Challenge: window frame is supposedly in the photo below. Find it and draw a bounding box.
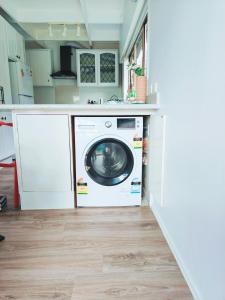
[128,17,148,93]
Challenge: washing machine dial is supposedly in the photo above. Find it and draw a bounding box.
[105,121,112,128]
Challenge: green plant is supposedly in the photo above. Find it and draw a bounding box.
[128,63,144,76]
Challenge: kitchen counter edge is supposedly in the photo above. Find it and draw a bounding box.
[0,104,160,115]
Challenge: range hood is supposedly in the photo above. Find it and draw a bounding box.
[51,46,76,79]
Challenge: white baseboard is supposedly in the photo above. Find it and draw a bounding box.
[150,205,202,300]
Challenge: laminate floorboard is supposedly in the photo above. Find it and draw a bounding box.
[0,207,193,300]
[0,172,193,300]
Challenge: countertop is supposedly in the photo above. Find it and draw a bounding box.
[0,104,160,115]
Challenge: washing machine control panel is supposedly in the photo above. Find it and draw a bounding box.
[105,121,112,128]
[117,118,136,129]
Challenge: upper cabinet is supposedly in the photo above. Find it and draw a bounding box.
[77,50,118,87]
[98,51,118,87]
[5,22,17,60]
[0,17,26,105]
[0,16,12,104]
[27,49,53,87]
[77,51,98,86]
[16,32,26,63]
[5,22,25,62]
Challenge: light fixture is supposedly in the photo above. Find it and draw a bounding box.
[76,24,81,37]
[48,24,53,37]
[62,24,67,37]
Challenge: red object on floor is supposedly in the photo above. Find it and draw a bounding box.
[0,121,13,127]
[0,121,19,209]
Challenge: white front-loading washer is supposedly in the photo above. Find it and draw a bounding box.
[75,116,143,207]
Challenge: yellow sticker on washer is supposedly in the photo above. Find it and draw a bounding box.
[77,183,88,194]
[133,138,143,149]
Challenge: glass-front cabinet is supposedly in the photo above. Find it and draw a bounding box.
[77,50,118,87]
[98,51,118,86]
[77,51,97,86]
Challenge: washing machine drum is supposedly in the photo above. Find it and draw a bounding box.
[85,138,134,186]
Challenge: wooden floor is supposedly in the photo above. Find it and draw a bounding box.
[0,170,193,300]
[0,168,14,209]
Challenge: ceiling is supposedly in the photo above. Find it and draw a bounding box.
[0,0,126,43]
[0,0,125,24]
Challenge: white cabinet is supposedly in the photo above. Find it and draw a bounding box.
[77,49,118,87]
[27,49,53,86]
[98,50,119,87]
[0,18,26,105]
[0,112,14,161]
[5,22,25,62]
[15,114,74,209]
[149,115,167,207]
[77,51,98,86]
[0,16,12,104]
[16,114,72,192]
[5,22,17,60]
[16,32,25,63]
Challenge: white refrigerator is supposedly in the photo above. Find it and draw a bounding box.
[9,61,34,104]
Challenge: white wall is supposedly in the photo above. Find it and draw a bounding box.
[79,86,122,104]
[33,87,55,104]
[89,24,120,42]
[34,83,122,105]
[149,0,225,299]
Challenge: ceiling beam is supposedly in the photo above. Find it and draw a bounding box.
[0,7,33,40]
[79,0,92,47]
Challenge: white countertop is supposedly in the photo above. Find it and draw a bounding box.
[0,104,160,115]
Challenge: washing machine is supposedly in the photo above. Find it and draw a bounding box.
[75,116,143,207]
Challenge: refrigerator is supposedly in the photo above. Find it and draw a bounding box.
[9,61,34,104]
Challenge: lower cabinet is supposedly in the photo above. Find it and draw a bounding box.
[15,114,74,209]
[13,113,166,210]
[0,113,14,161]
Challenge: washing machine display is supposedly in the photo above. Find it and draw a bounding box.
[85,138,134,186]
[75,116,143,207]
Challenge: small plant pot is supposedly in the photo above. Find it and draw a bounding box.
[135,76,147,103]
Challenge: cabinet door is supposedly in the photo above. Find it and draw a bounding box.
[0,113,14,161]
[149,115,167,207]
[0,17,12,104]
[98,50,118,87]
[16,32,25,63]
[27,50,53,86]
[77,51,98,86]
[5,22,17,60]
[17,114,72,192]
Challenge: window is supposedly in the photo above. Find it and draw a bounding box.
[127,18,148,96]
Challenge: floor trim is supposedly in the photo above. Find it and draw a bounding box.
[150,205,202,300]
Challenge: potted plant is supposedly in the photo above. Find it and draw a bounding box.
[128,63,147,104]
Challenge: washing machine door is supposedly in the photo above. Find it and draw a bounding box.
[85,138,134,186]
